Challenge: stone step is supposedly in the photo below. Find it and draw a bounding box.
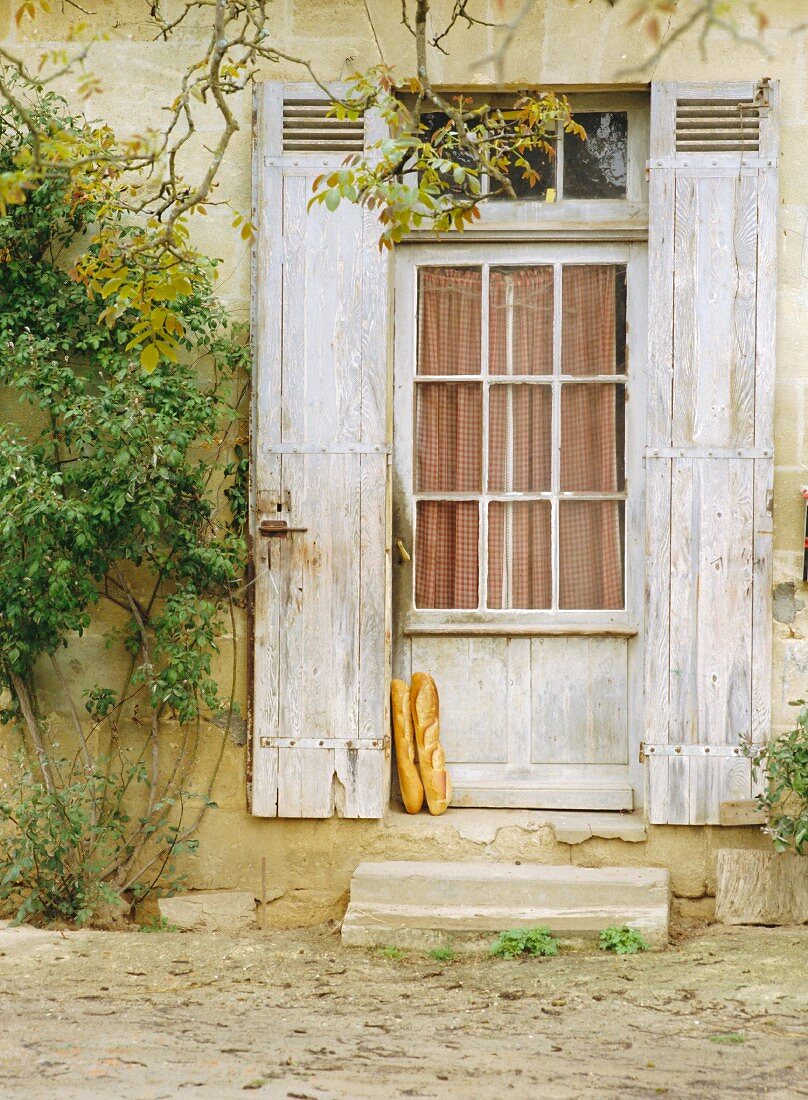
[341,861,670,951]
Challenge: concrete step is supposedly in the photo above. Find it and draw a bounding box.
[341,860,670,951]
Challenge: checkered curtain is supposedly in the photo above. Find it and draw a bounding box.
[558,265,623,609]
[415,268,482,608]
[415,264,623,611]
[487,267,554,608]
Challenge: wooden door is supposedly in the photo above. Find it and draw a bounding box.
[392,241,647,810]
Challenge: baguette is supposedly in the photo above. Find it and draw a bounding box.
[390,679,424,814]
[410,672,452,816]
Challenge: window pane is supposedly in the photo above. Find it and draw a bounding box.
[488,501,551,609]
[420,113,478,196]
[416,382,482,492]
[559,501,624,610]
[561,265,626,376]
[560,384,625,492]
[490,142,555,201]
[489,384,552,492]
[418,267,482,376]
[490,267,554,376]
[563,112,627,199]
[416,500,479,609]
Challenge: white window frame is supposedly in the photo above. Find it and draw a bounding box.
[394,238,647,637]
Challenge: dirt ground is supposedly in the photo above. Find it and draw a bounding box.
[0,921,806,1100]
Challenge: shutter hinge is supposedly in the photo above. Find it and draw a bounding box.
[259,736,386,750]
[755,77,772,111]
[641,742,746,759]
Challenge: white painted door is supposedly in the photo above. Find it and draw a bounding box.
[392,241,647,810]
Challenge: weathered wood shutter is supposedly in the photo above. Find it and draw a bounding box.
[644,80,778,824]
[250,83,390,818]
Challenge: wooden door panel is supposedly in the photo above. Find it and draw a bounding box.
[531,637,628,764]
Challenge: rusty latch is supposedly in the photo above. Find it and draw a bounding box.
[258,519,308,537]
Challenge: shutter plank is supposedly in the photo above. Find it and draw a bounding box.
[672,174,757,449]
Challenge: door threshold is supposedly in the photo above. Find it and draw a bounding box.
[383,805,647,845]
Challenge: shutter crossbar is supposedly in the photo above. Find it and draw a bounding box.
[641,743,745,757]
[259,736,385,750]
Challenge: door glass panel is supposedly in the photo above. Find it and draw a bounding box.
[560,383,625,492]
[563,112,628,199]
[561,265,626,376]
[416,500,479,609]
[558,500,624,609]
[489,266,554,375]
[418,267,482,375]
[488,384,552,492]
[488,501,551,609]
[415,382,482,492]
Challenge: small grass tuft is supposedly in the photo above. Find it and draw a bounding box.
[139,915,178,933]
[709,1032,746,1045]
[428,946,456,962]
[490,926,559,958]
[378,945,405,960]
[598,925,649,955]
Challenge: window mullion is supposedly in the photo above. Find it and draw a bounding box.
[480,262,490,611]
[551,262,562,611]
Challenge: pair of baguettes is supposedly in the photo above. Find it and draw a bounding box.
[391,674,452,816]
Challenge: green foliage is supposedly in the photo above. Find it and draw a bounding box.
[750,704,808,855]
[310,68,584,247]
[0,91,247,923]
[139,914,179,933]
[598,926,649,955]
[490,927,559,958]
[428,946,456,962]
[378,945,405,960]
[709,1033,746,1045]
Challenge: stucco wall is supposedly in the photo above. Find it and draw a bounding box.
[1,0,807,922]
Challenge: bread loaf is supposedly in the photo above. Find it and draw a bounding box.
[410,672,452,816]
[390,679,424,814]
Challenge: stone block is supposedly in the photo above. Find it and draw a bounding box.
[158,890,257,932]
[341,861,670,950]
[715,850,808,926]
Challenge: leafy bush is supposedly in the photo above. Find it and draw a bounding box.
[750,704,808,855]
[490,927,559,958]
[0,86,248,924]
[598,926,649,955]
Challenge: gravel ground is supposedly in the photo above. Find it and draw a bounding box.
[0,921,806,1099]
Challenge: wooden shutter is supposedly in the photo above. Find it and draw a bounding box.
[644,81,778,824]
[250,83,390,818]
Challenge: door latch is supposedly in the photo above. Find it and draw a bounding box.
[258,519,308,537]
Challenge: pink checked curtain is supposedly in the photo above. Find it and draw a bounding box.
[414,265,623,611]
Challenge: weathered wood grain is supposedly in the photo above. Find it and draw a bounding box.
[531,637,628,765]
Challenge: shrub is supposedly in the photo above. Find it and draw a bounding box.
[598,925,649,955]
[750,703,808,855]
[490,927,559,958]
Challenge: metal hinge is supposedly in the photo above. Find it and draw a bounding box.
[640,742,746,763]
[259,736,386,750]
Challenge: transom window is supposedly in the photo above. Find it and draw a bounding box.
[413,262,627,612]
[421,110,629,202]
